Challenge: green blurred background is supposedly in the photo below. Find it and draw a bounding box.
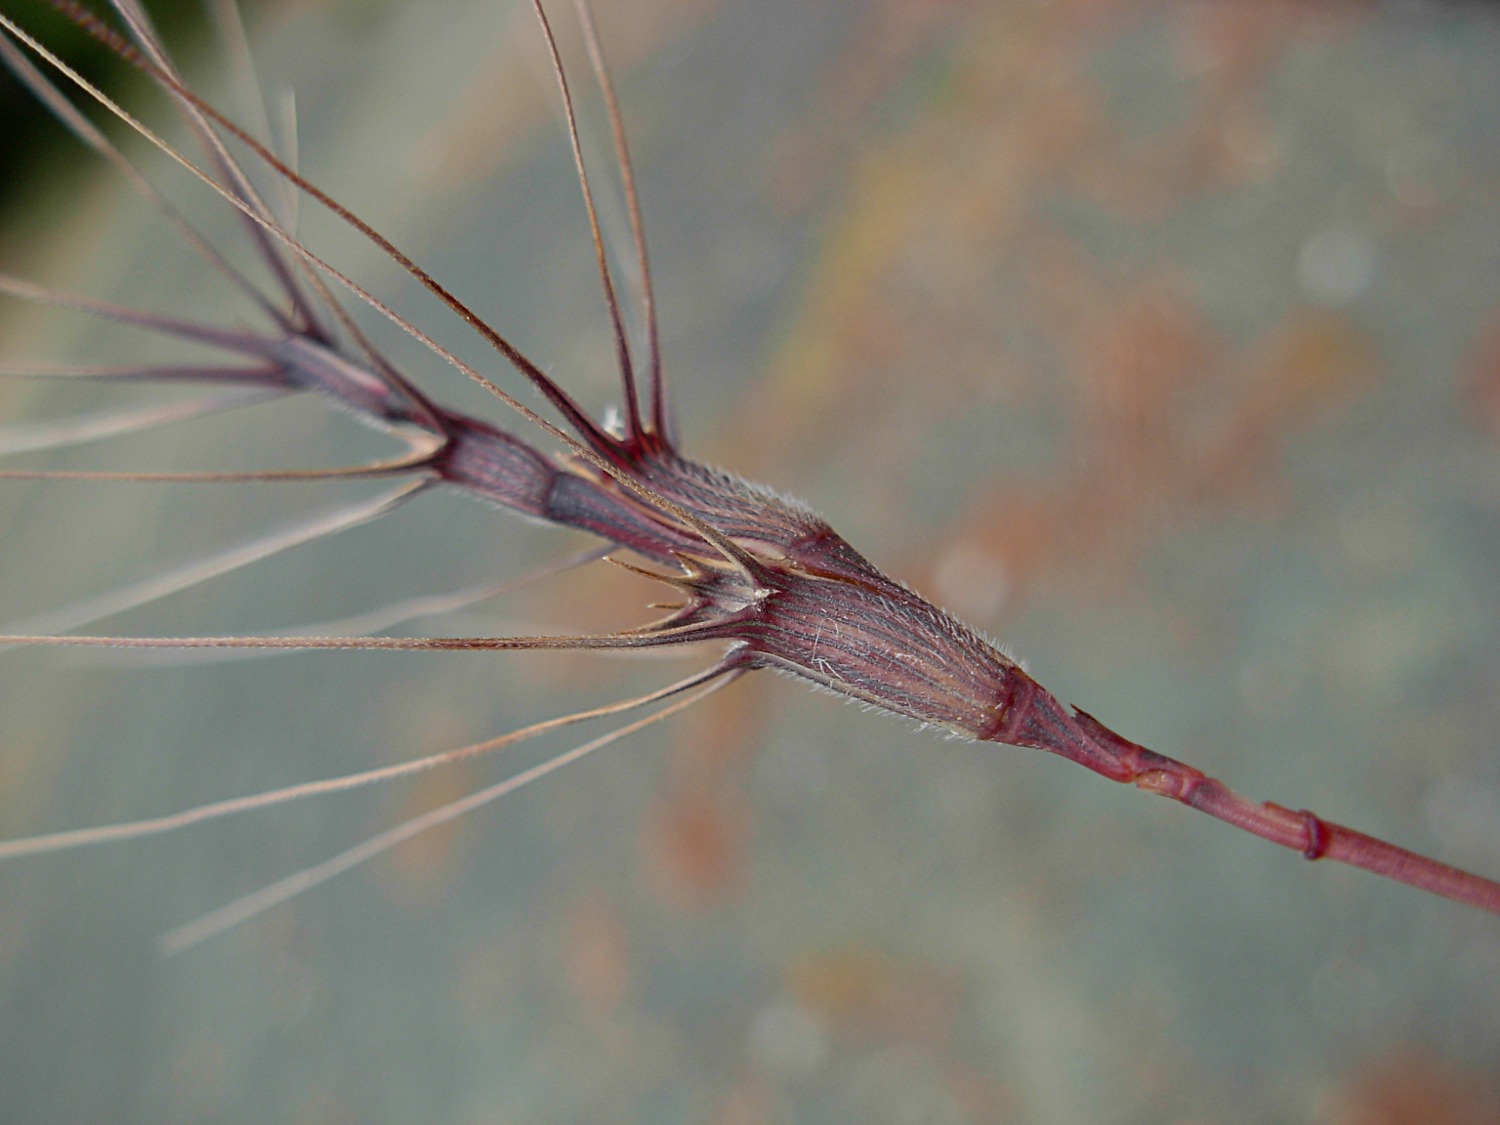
[1,1,1498,1122]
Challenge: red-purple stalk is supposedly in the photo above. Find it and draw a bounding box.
[1,0,1496,920]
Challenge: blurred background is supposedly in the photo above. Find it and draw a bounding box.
[1,1,1498,1122]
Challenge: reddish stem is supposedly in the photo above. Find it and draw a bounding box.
[996,673,1500,915]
